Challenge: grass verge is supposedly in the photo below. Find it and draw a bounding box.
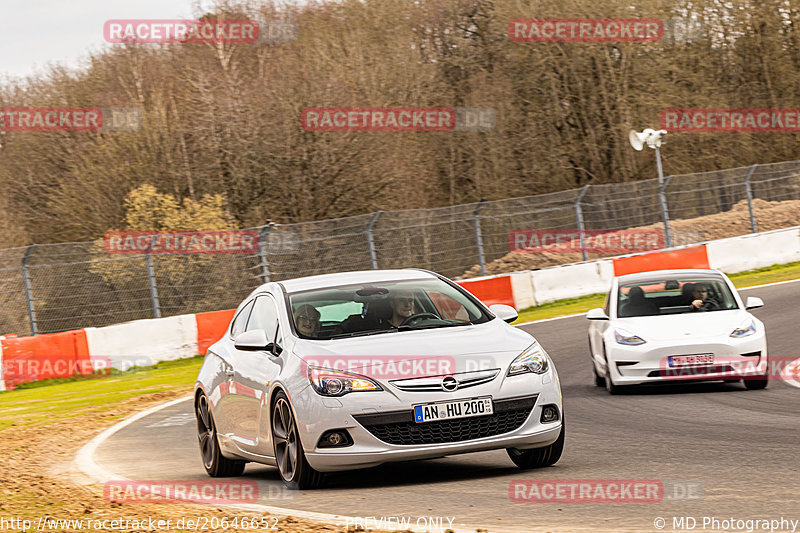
[512,260,800,324]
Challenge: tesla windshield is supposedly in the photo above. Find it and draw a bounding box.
[287,278,490,339]
[617,277,738,317]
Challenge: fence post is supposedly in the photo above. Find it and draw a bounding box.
[366,211,382,270]
[574,185,591,261]
[472,199,487,276]
[257,223,273,284]
[659,176,674,248]
[145,235,161,318]
[744,164,758,234]
[21,244,38,335]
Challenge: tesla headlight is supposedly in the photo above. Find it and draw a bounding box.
[614,328,646,346]
[730,319,756,338]
[508,342,550,376]
[306,366,382,396]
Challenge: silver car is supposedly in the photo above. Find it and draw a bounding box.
[195,269,564,489]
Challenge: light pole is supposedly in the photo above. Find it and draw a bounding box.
[629,128,668,184]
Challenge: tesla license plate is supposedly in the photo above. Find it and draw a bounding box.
[668,354,715,366]
[413,397,493,423]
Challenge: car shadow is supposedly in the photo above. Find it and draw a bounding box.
[245,454,534,490]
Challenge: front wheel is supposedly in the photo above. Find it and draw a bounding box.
[196,393,246,477]
[744,376,769,390]
[507,420,565,469]
[272,391,325,489]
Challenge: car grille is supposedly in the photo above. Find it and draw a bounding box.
[390,369,500,392]
[352,395,537,446]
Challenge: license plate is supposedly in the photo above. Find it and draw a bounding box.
[668,354,715,367]
[413,397,493,423]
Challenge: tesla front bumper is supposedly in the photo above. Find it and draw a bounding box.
[606,332,767,386]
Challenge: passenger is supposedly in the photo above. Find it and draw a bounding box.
[293,304,321,338]
[690,283,721,311]
[620,286,658,317]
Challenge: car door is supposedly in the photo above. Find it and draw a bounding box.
[229,293,283,454]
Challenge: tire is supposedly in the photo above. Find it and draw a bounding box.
[590,335,605,387]
[272,390,325,489]
[602,344,627,395]
[196,393,246,477]
[594,365,606,387]
[744,376,768,390]
[507,419,565,469]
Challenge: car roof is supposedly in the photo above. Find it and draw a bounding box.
[277,269,438,293]
[616,268,724,284]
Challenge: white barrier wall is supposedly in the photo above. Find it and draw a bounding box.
[85,314,198,370]
[0,336,5,392]
[529,260,615,304]
[509,272,536,309]
[705,227,800,273]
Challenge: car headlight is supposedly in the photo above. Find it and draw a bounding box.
[614,328,646,345]
[730,319,756,338]
[306,366,382,396]
[508,342,550,376]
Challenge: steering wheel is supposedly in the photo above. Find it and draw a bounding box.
[399,312,440,327]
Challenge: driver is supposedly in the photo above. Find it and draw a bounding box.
[690,283,721,311]
[388,289,416,327]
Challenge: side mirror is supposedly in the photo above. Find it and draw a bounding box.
[234,329,270,351]
[586,308,610,320]
[489,304,519,323]
[745,296,764,310]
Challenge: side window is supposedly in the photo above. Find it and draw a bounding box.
[247,295,280,342]
[427,291,470,321]
[603,289,611,316]
[231,300,255,337]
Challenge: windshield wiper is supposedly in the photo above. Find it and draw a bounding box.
[328,329,398,339]
[397,322,473,331]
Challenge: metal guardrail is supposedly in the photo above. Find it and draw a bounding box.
[2,159,800,336]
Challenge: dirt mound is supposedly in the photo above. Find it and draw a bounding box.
[461,198,800,278]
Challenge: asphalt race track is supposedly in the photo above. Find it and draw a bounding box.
[93,281,800,532]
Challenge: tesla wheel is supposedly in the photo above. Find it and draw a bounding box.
[602,344,626,395]
[196,393,246,477]
[507,419,565,469]
[272,391,325,489]
[590,336,605,387]
[744,376,769,390]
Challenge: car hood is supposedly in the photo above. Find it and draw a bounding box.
[291,319,535,375]
[615,310,752,341]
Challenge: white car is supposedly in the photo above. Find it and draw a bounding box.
[195,269,564,489]
[586,269,767,394]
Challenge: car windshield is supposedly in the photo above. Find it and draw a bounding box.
[617,277,738,317]
[287,278,490,339]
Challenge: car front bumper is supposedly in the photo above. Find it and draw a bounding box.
[606,332,767,386]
